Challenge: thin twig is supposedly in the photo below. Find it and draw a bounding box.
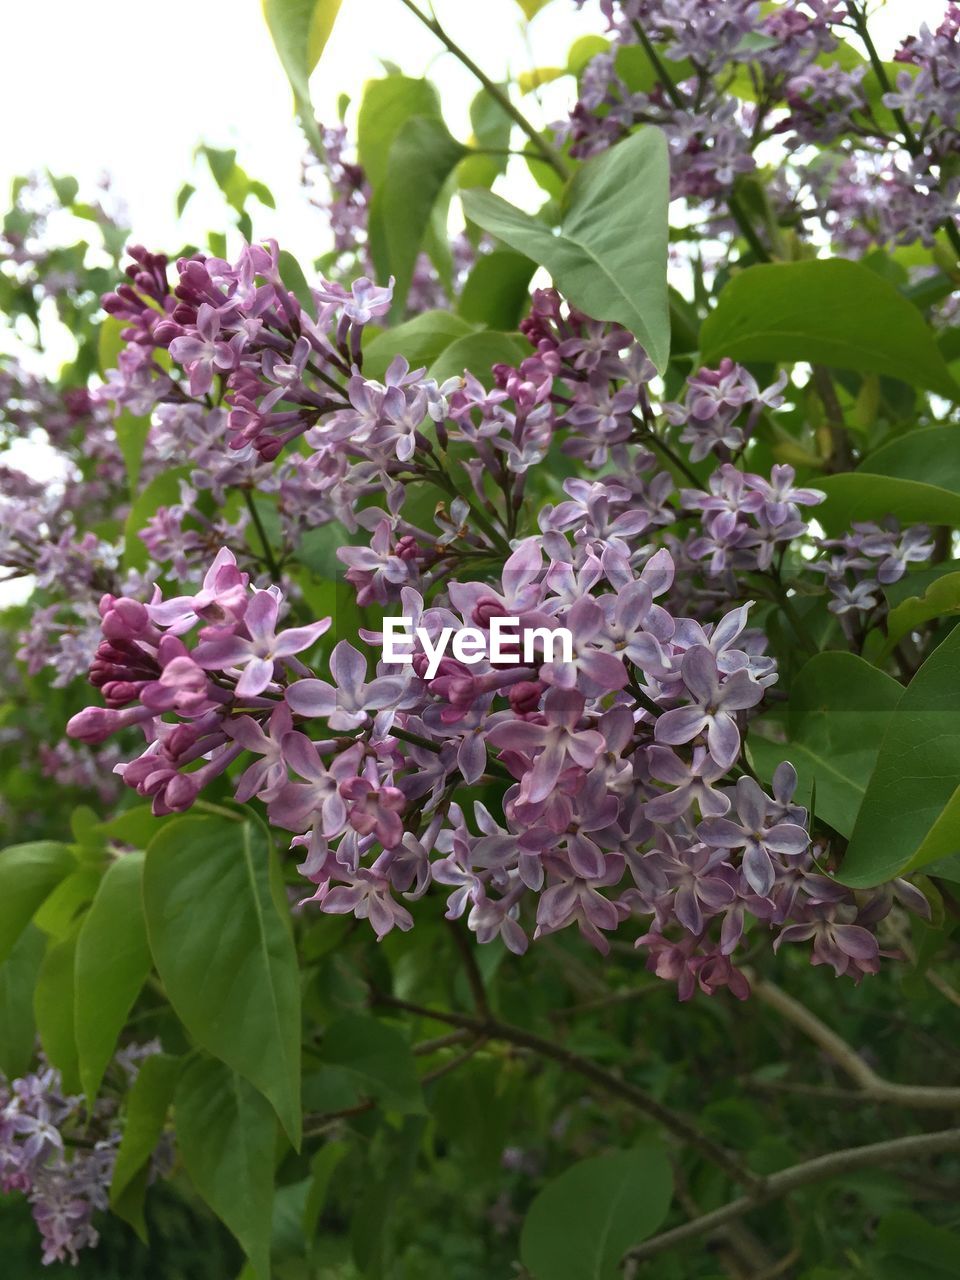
[751,975,960,1108]
[622,1127,960,1273]
[396,0,569,181]
[447,917,492,1019]
[371,992,761,1190]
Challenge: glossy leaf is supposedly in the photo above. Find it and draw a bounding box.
[75,850,151,1100]
[520,1145,673,1280]
[0,840,75,965]
[750,653,903,838]
[463,127,670,370]
[175,1055,276,1280]
[110,1052,181,1239]
[840,626,960,886]
[701,260,960,398]
[143,817,302,1145]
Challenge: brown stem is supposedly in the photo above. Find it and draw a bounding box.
[811,365,854,472]
[371,992,761,1190]
[396,0,569,181]
[622,1127,960,1272]
[751,975,960,1108]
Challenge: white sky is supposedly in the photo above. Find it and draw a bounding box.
[1,0,941,265]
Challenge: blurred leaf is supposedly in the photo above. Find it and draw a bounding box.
[701,260,960,398]
[568,35,609,76]
[143,817,302,1146]
[97,315,126,377]
[840,625,960,886]
[520,1145,673,1280]
[110,1052,182,1240]
[34,932,81,1092]
[75,850,151,1100]
[115,409,150,495]
[262,0,344,151]
[516,0,552,17]
[318,1014,424,1114]
[278,248,314,312]
[0,841,76,965]
[0,925,45,1079]
[123,466,192,571]
[873,1210,960,1279]
[175,1055,276,1280]
[463,127,670,369]
[518,66,566,94]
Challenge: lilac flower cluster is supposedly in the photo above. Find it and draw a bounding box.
[1,1045,167,1266]
[563,1,960,254]
[816,520,935,639]
[564,0,843,197]
[65,243,937,996]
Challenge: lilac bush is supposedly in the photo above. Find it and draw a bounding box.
[2,1,960,1276]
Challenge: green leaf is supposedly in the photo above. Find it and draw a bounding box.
[302,1140,349,1245]
[459,250,536,330]
[369,116,467,317]
[817,426,960,532]
[357,76,440,191]
[319,1014,424,1114]
[143,817,302,1145]
[875,1210,960,1280]
[700,260,960,399]
[568,35,610,76]
[175,1055,276,1280]
[110,1052,181,1239]
[458,87,514,189]
[428,330,526,388]
[278,248,314,313]
[261,0,343,151]
[98,315,126,377]
[516,0,552,17]
[882,571,960,657]
[34,933,81,1092]
[115,409,150,495]
[463,127,670,370]
[840,626,960,886]
[749,653,903,838]
[518,66,566,95]
[0,841,75,965]
[0,925,45,1079]
[520,1145,673,1280]
[75,851,151,1101]
[123,466,192,571]
[363,310,475,382]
